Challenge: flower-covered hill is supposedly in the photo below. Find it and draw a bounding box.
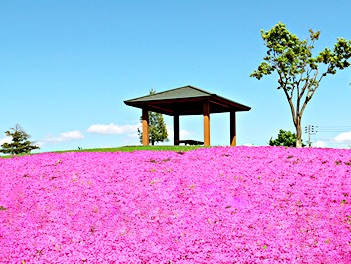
[0,146,351,263]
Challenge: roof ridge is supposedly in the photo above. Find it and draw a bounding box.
[124,85,212,102]
[185,85,215,96]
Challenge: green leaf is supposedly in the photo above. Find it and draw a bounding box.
[137,90,169,145]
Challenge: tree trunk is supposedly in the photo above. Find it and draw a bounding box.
[295,122,302,148]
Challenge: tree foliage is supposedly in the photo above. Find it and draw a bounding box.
[137,89,169,145]
[251,22,351,147]
[269,129,306,147]
[0,124,40,154]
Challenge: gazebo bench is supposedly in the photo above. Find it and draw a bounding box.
[174,140,204,146]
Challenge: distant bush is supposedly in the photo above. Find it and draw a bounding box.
[269,129,306,147]
[0,124,40,154]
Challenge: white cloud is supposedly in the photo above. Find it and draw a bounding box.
[168,129,196,139]
[331,131,351,143]
[0,136,12,145]
[180,130,196,138]
[36,141,46,147]
[87,123,142,135]
[243,143,254,147]
[165,124,196,139]
[313,140,328,148]
[42,130,85,143]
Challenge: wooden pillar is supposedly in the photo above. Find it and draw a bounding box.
[142,106,149,146]
[174,112,179,145]
[230,110,236,146]
[203,100,210,146]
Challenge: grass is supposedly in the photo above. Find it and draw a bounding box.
[3,144,350,159]
[0,145,213,158]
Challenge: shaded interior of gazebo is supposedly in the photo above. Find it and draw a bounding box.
[124,85,251,146]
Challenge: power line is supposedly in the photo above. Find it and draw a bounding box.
[317,126,351,130]
[315,130,351,132]
[317,126,351,128]
[316,128,351,130]
[305,125,351,133]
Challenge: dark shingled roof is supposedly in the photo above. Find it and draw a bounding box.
[124,85,251,116]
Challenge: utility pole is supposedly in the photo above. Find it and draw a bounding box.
[305,125,318,147]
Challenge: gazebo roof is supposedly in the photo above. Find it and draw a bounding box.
[124,85,251,116]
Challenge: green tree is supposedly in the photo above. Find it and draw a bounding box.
[269,129,306,147]
[0,124,40,154]
[251,22,351,148]
[137,89,169,145]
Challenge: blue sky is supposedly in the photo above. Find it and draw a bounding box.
[1,0,351,153]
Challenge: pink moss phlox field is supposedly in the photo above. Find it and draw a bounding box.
[1,146,351,263]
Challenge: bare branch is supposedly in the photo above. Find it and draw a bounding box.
[297,55,310,88]
[299,67,319,102]
[314,64,331,85]
[299,70,321,117]
[273,60,286,90]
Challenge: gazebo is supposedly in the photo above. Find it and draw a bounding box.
[124,85,251,146]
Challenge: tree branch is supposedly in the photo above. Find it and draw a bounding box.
[299,70,321,117]
[272,56,297,124]
[283,88,297,125]
[297,53,310,89]
[296,77,301,115]
[299,66,319,102]
[273,60,286,90]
